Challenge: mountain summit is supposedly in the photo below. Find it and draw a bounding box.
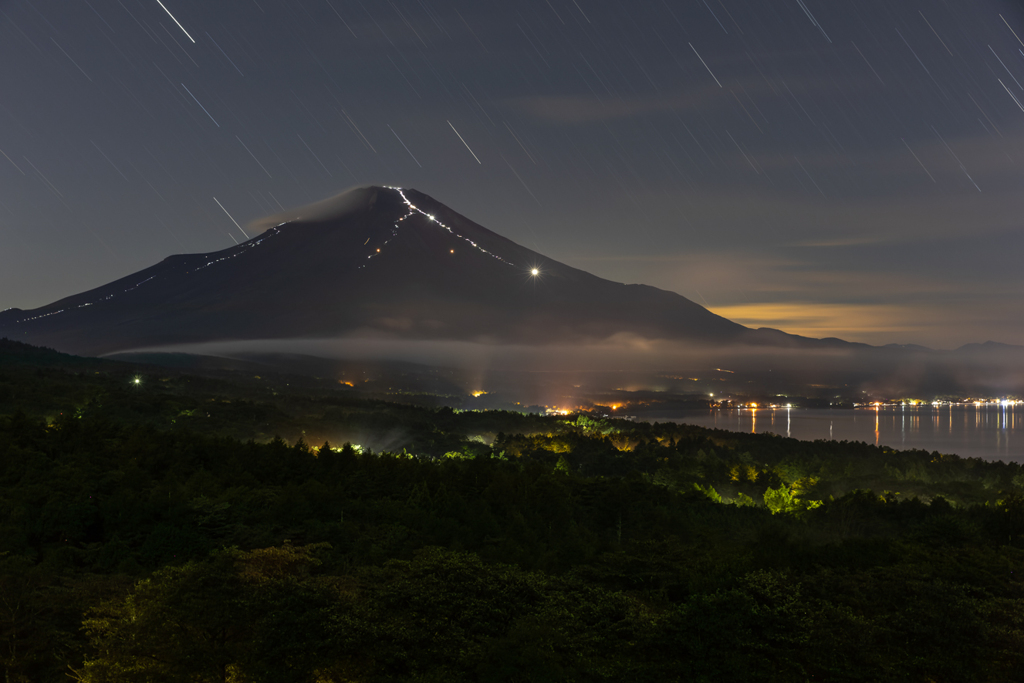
[0,186,746,356]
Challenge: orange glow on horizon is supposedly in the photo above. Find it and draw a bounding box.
[708,302,927,343]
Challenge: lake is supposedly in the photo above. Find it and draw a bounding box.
[650,404,1024,464]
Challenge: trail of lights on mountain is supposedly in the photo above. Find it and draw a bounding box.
[360,187,515,268]
[15,227,283,324]
[185,226,280,273]
[14,275,156,324]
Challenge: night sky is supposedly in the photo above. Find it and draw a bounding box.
[2,0,1024,349]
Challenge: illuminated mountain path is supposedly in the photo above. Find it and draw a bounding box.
[360,187,517,269]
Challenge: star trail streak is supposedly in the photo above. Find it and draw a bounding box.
[155,0,194,43]
[447,121,481,164]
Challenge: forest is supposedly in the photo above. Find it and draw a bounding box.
[2,338,1024,682]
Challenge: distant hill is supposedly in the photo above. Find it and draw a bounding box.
[0,336,111,369]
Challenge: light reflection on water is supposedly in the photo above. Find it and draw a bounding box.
[657,405,1024,464]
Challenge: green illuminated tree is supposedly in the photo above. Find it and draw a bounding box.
[553,455,572,476]
[763,483,822,516]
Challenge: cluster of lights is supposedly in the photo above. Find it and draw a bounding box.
[859,399,1023,408]
[545,408,574,416]
[711,398,793,409]
[15,226,283,326]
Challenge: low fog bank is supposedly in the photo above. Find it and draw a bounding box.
[118,334,1024,400]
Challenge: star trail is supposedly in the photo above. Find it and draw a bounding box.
[1,0,1023,348]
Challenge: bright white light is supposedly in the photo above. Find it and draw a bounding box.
[530,268,539,276]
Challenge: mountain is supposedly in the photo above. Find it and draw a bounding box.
[0,186,751,356]
[6,186,1024,396]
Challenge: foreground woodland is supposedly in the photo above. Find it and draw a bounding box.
[2,339,1024,682]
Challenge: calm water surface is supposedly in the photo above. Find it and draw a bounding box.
[654,405,1024,464]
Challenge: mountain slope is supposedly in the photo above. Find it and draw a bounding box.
[0,186,747,356]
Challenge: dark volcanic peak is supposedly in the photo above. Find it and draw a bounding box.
[0,185,746,356]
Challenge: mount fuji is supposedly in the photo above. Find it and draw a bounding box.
[0,186,763,356]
